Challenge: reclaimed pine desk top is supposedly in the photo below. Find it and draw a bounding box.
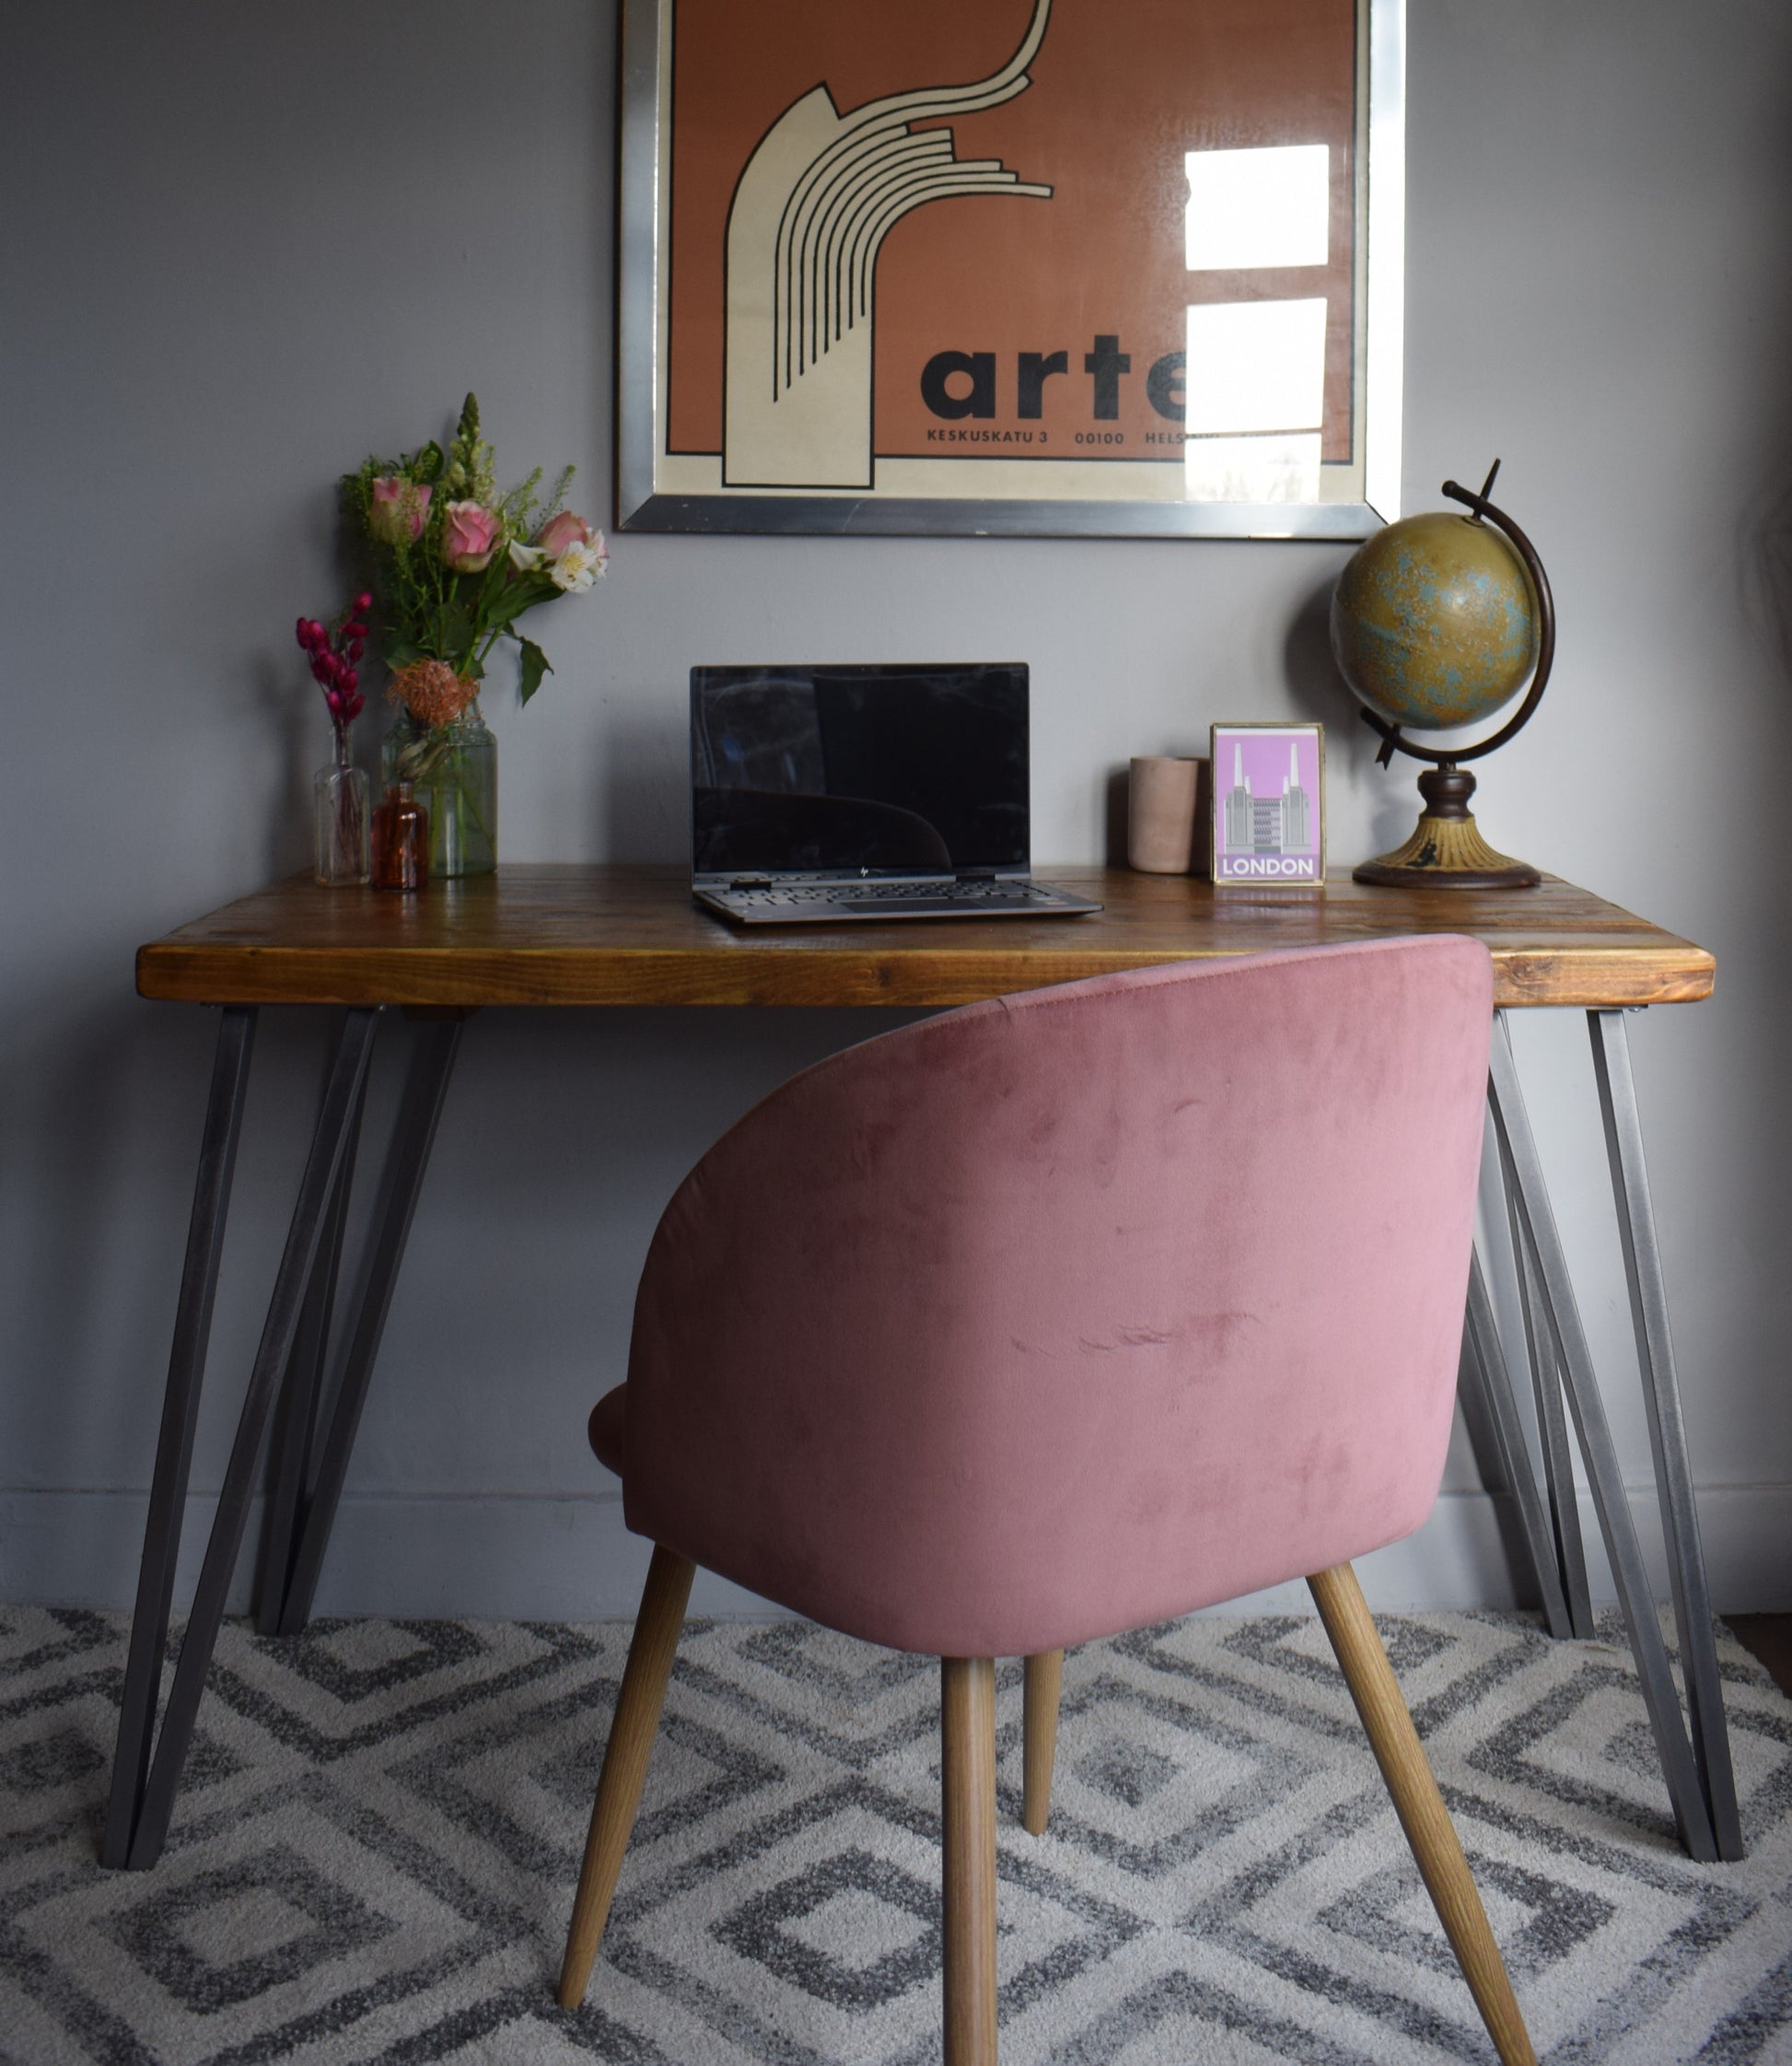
[135,867,1716,1011]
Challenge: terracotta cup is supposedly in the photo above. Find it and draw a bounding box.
[1128,756,1207,873]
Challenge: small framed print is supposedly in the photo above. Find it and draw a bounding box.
[1210,722,1325,884]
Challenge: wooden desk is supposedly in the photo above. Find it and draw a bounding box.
[108,868,1739,1872]
[138,865,1715,1009]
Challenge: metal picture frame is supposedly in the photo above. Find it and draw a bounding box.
[616,0,1404,541]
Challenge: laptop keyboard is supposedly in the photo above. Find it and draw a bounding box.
[700,879,1098,923]
[832,880,1030,904]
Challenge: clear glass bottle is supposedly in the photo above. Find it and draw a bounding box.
[382,702,496,878]
[371,779,429,893]
[313,728,369,886]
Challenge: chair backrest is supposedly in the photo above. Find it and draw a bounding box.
[621,938,1493,1658]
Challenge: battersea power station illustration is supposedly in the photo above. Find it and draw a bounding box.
[1215,727,1323,881]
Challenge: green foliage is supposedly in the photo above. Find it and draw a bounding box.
[518,637,553,706]
[541,465,575,527]
[440,391,497,506]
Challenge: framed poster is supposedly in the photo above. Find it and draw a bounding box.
[617,0,1404,540]
[1210,723,1326,883]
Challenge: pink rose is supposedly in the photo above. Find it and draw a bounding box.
[442,500,500,573]
[368,476,429,545]
[536,510,594,556]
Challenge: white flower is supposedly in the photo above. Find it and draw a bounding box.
[507,539,545,572]
[550,537,606,592]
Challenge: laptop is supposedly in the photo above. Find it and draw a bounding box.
[691,663,1102,926]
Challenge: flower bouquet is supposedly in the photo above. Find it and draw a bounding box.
[343,394,605,876]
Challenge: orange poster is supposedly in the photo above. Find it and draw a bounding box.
[621,0,1400,535]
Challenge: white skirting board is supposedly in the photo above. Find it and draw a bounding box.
[2,1482,1787,1621]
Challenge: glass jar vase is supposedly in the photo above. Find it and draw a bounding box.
[382,703,496,878]
[313,730,369,886]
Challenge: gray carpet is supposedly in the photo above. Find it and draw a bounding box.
[2,1605,1789,2064]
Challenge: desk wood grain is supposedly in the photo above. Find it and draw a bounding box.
[136,867,1715,1010]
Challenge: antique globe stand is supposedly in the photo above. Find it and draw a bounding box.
[1354,465,1556,890]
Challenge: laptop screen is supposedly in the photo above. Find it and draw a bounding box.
[692,663,1030,877]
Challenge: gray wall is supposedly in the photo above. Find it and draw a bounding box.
[3,2,1788,1621]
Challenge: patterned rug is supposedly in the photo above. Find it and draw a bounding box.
[2,1606,1789,2065]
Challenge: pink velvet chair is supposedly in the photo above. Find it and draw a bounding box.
[557,939,1535,2066]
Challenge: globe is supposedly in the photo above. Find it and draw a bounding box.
[1330,510,1540,734]
[1328,473,1555,890]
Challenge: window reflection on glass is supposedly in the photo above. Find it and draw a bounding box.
[1182,431,1321,505]
[1183,297,1326,504]
[1179,145,1332,506]
[1184,145,1331,273]
[1183,298,1328,434]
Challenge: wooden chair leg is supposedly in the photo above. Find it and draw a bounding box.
[1021,1650,1063,1835]
[557,1545,695,2010]
[941,1657,998,2066]
[1309,1564,1537,2066]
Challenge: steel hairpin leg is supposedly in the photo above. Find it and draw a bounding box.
[273,1013,465,1637]
[1588,1008,1742,1859]
[255,1063,367,1636]
[104,1007,380,1871]
[1459,1247,1574,1640]
[102,1008,258,1870]
[1485,1010,1730,1863]
[105,1010,467,1868]
[1495,1123,1597,1640]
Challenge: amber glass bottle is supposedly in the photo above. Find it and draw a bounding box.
[371,780,429,893]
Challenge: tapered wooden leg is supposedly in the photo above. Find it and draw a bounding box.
[1021,1651,1063,1836]
[941,1657,998,2066]
[1309,1564,1536,2066]
[557,1546,695,2010]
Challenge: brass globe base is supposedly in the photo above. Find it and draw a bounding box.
[1353,768,1541,891]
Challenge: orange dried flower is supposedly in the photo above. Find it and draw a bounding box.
[389,659,477,728]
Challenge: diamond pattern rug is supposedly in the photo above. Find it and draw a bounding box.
[2,1605,1788,2063]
